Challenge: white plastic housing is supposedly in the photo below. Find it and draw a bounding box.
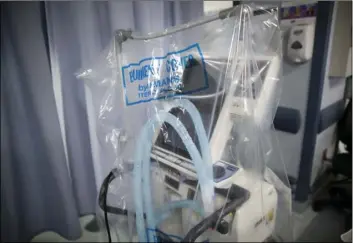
[287,24,315,63]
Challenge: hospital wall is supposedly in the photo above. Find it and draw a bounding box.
[270,1,350,195]
[269,9,316,182]
[310,2,351,185]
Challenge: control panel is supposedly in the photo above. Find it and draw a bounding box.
[213,160,238,183]
[151,146,239,186]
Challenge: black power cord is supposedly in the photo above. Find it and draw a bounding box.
[103,183,111,242]
[99,168,174,243]
[99,168,120,243]
[233,1,240,7]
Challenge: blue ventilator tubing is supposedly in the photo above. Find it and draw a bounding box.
[133,99,214,242]
[144,100,215,232]
[170,99,214,182]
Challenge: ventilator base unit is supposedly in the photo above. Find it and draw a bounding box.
[105,145,278,242]
[148,146,278,242]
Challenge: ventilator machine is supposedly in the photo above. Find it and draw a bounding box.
[77,4,292,243]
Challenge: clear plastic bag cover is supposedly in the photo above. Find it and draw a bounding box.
[77,3,292,242]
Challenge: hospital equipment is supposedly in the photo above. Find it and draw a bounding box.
[77,3,292,242]
[98,55,281,242]
[287,24,315,64]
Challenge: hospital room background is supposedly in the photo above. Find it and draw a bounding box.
[1,0,352,242]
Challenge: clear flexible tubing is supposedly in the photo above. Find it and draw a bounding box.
[143,112,213,241]
[170,99,214,186]
[134,114,205,242]
[134,110,214,242]
[154,200,205,226]
[181,90,225,100]
[144,99,215,233]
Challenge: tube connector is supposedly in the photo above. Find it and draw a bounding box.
[219,6,238,20]
[115,29,133,44]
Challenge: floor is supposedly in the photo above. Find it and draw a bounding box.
[31,215,102,242]
[31,207,348,242]
[297,209,346,242]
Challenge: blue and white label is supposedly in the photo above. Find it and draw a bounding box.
[121,43,209,106]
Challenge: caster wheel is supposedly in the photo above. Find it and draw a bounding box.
[312,201,324,212]
[328,187,340,197]
[344,214,352,231]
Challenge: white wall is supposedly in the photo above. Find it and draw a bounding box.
[328,1,352,77]
[204,1,233,14]
[270,1,349,186]
[346,47,352,78]
[271,14,316,179]
[273,61,312,179]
